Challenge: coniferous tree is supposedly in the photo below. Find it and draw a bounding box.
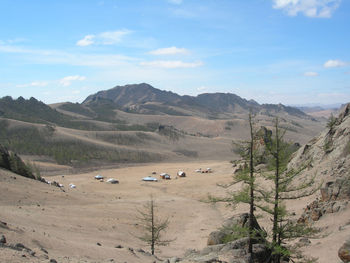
[208,112,265,262]
[136,196,172,255]
[264,118,318,263]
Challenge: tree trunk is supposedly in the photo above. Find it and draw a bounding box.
[248,113,254,259]
[151,199,155,255]
[273,119,280,263]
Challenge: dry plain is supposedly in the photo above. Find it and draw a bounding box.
[1,158,349,263]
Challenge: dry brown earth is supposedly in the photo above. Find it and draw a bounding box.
[1,157,349,262]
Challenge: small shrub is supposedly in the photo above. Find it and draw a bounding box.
[326,114,337,130]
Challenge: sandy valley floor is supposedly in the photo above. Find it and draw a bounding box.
[1,160,349,263]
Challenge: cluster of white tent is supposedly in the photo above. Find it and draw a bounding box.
[94,175,119,184]
[195,168,212,173]
[53,167,213,188]
[142,170,187,182]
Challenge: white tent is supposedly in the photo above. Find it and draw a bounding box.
[177,171,186,177]
[142,176,158,182]
[107,178,119,184]
[160,173,171,179]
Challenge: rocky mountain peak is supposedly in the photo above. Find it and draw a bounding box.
[81,83,310,119]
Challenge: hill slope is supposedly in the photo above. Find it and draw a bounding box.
[286,103,350,262]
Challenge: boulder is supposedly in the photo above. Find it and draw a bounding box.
[207,213,264,246]
[0,234,6,244]
[339,237,350,263]
[180,237,270,263]
[207,231,227,246]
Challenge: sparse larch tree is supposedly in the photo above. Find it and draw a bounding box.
[264,118,319,263]
[136,196,172,255]
[208,112,266,262]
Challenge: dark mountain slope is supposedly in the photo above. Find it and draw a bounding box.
[0,96,71,125]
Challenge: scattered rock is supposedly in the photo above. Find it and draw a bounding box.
[299,178,350,224]
[97,242,102,246]
[176,237,270,263]
[311,209,322,221]
[297,237,311,247]
[0,234,6,244]
[50,259,58,263]
[207,231,227,246]
[115,244,123,248]
[15,243,26,249]
[338,237,350,263]
[40,247,49,254]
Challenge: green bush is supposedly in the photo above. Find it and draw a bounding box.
[327,114,337,130]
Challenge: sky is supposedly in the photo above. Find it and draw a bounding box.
[0,0,349,106]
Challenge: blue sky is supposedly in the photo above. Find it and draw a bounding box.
[0,0,349,105]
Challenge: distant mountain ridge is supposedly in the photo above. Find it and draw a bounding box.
[83,83,309,118]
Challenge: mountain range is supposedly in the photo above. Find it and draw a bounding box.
[82,83,310,119]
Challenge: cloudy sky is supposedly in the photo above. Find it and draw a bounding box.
[0,0,349,105]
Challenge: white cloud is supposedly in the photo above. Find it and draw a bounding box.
[0,43,136,67]
[272,0,341,18]
[76,30,131,46]
[140,60,203,69]
[99,30,131,45]
[168,0,183,4]
[196,86,208,93]
[149,46,189,56]
[16,81,48,88]
[60,75,86,87]
[304,71,319,76]
[324,59,347,68]
[76,35,95,46]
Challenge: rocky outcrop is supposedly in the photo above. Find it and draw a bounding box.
[286,104,350,224]
[298,176,350,224]
[163,214,270,263]
[207,213,264,246]
[320,178,350,202]
[170,237,270,263]
[288,103,350,172]
[339,237,350,263]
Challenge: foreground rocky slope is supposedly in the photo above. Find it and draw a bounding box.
[286,104,350,262]
[289,104,350,224]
